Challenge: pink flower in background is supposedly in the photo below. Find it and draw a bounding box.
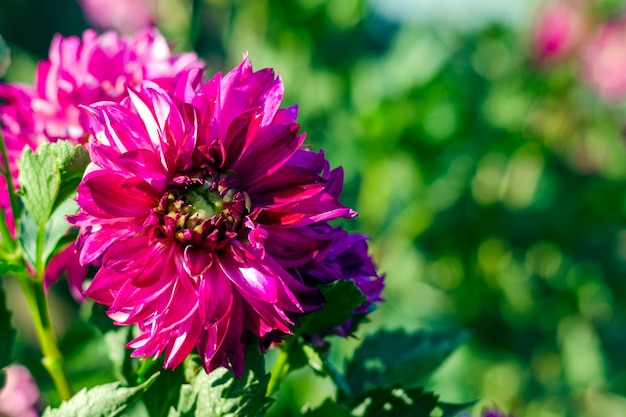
[531,0,586,63]
[78,0,156,34]
[0,28,203,295]
[581,18,626,101]
[0,365,39,417]
[71,59,358,375]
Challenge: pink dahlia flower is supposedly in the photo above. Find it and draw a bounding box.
[71,58,358,375]
[78,0,156,34]
[581,18,626,101]
[0,365,40,417]
[0,28,203,295]
[531,0,586,64]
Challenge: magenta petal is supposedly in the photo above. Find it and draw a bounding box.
[84,172,159,217]
[117,149,168,190]
[183,245,211,277]
[217,253,279,303]
[78,222,137,264]
[233,123,304,182]
[44,242,88,301]
[85,267,127,304]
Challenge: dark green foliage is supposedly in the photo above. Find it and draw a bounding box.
[297,280,367,335]
[0,284,15,369]
[346,329,468,396]
[168,346,273,417]
[353,387,439,417]
[42,372,158,417]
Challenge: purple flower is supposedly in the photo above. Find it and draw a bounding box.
[291,225,384,336]
[71,58,363,375]
[0,28,203,295]
[0,365,39,417]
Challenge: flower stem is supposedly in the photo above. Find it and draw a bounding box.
[266,345,290,397]
[0,208,15,251]
[16,274,72,400]
[0,129,20,227]
[188,0,202,51]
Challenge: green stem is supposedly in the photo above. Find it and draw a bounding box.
[0,207,15,251]
[16,274,72,400]
[188,0,202,51]
[266,345,290,396]
[0,129,20,227]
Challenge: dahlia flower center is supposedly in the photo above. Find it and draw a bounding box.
[156,175,252,246]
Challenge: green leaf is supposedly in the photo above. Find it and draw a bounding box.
[42,371,158,417]
[0,34,10,78]
[18,210,38,268]
[168,345,273,417]
[345,329,467,396]
[46,141,89,210]
[103,327,135,382]
[131,356,186,417]
[0,284,16,368]
[16,141,88,270]
[437,401,478,417]
[17,146,59,226]
[17,141,89,225]
[43,198,78,263]
[355,387,439,417]
[301,399,352,417]
[143,367,186,417]
[298,280,366,335]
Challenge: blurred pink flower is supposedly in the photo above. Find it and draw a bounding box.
[0,365,39,417]
[581,18,626,101]
[70,58,358,375]
[78,0,156,34]
[531,0,586,63]
[0,28,203,296]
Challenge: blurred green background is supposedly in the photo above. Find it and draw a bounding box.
[3,0,626,416]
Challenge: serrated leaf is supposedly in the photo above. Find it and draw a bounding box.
[42,372,158,417]
[46,141,89,210]
[298,280,366,334]
[168,345,272,417]
[356,387,439,417]
[0,284,16,368]
[302,399,352,417]
[17,141,88,227]
[345,329,467,396]
[17,146,59,226]
[0,34,10,78]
